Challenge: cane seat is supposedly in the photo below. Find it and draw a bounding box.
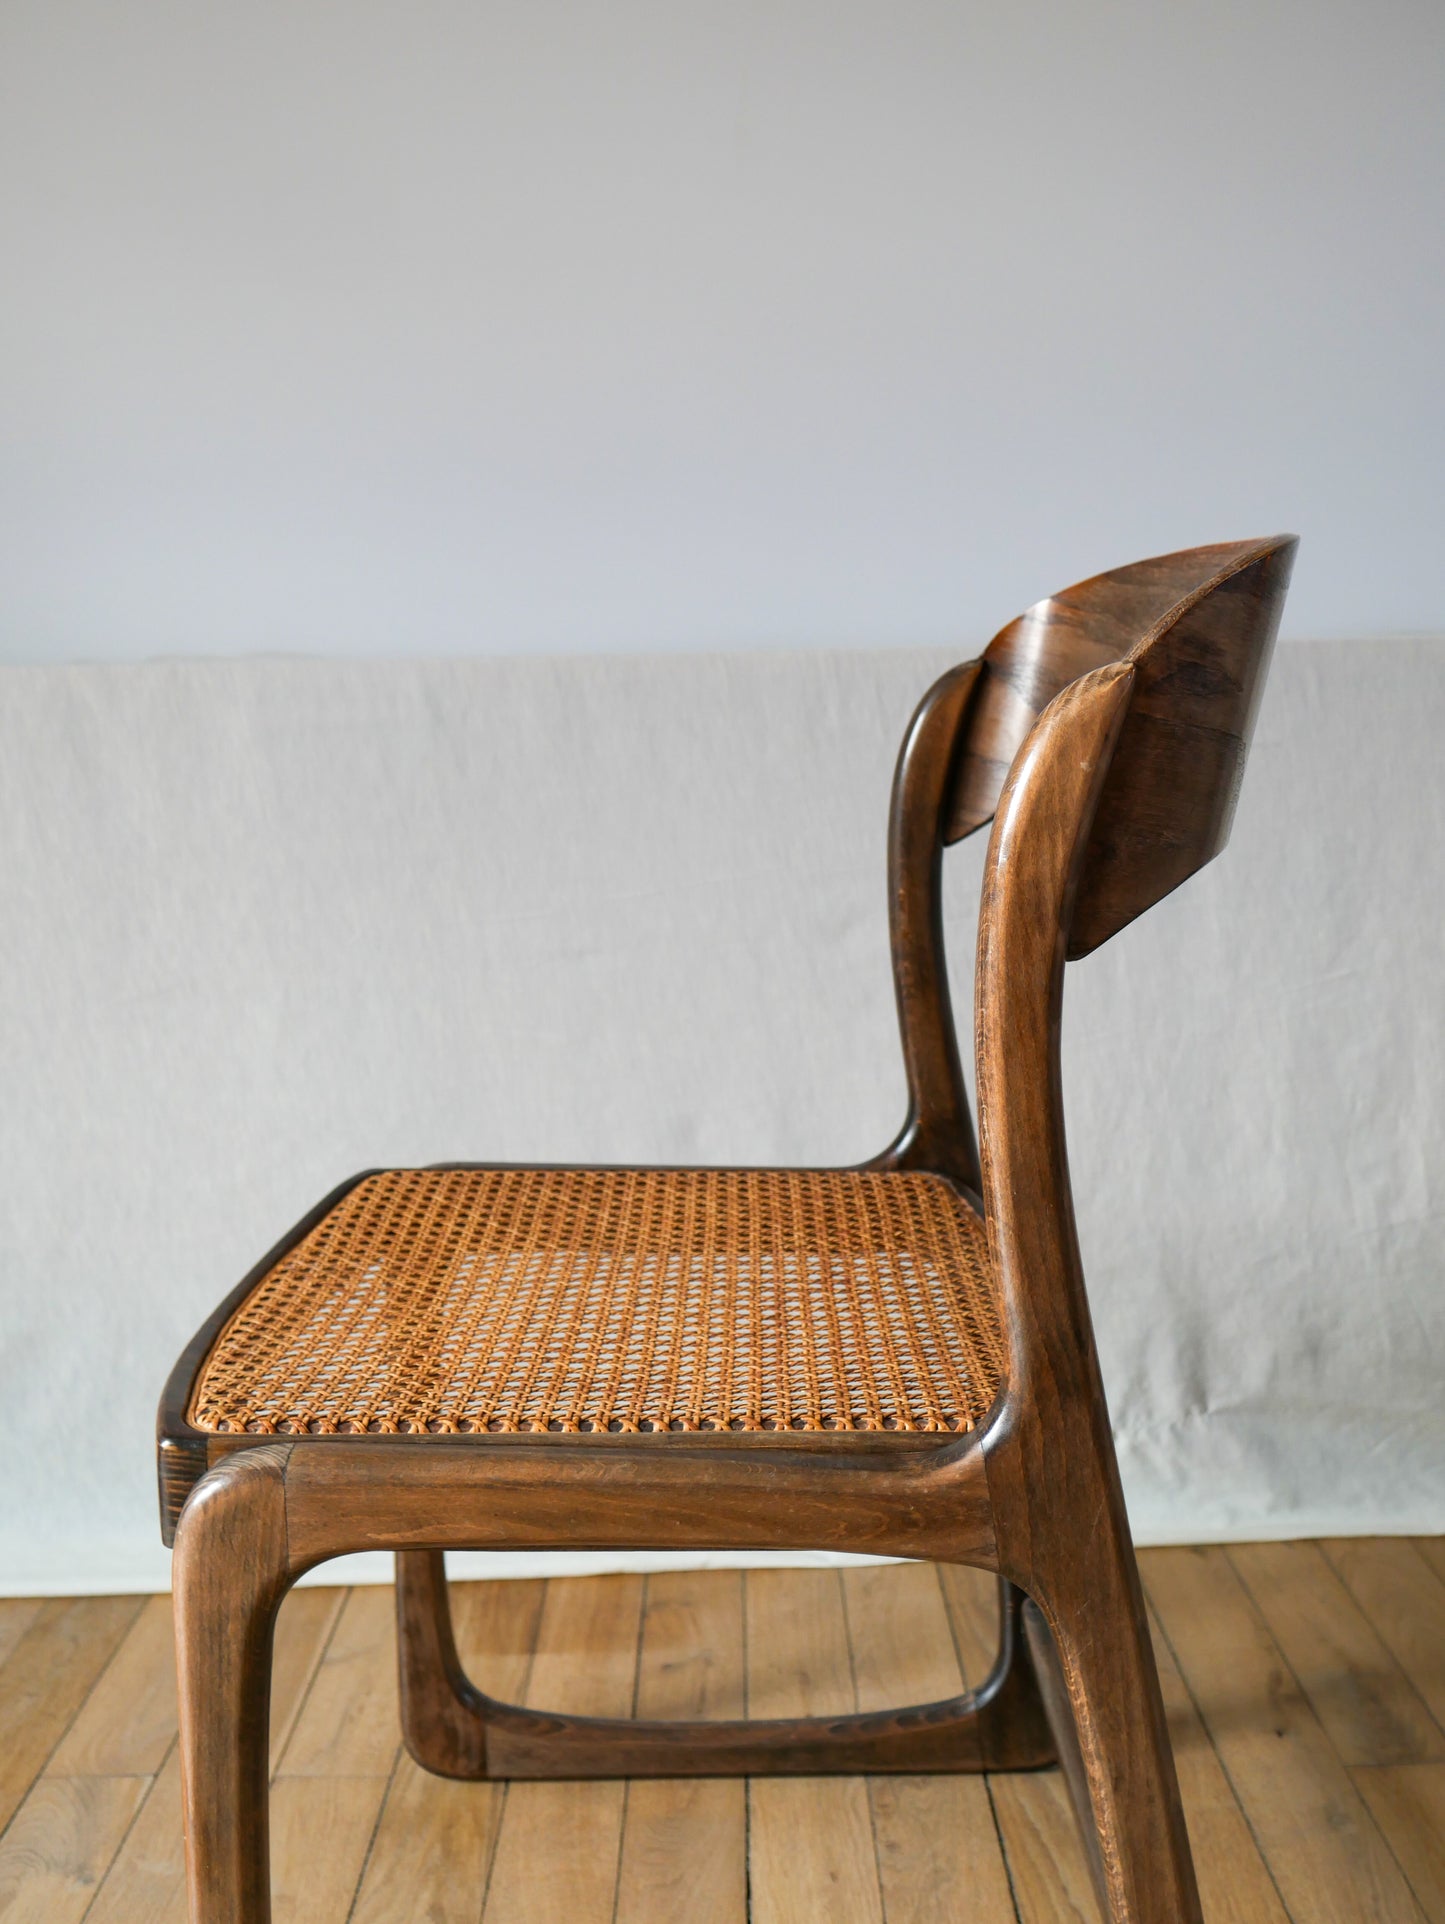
[186,1166,1004,1440]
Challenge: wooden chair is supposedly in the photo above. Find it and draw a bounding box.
[158,533,1297,1924]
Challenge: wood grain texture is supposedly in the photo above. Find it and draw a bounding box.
[480,1576,644,1924]
[615,1572,747,1924]
[171,1444,294,1924]
[746,1569,884,1924]
[349,1753,504,1924]
[0,1773,149,1924]
[267,1586,348,1776]
[1230,1540,1445,1765]
[0,1598,42,1672]
[945,546,1250,841]
[449,1569,545,1706]
[938,1561,1006,1683]
[83,1753,190,1924]
[0,1594,143,1833]
[991,1768,1100,1924]
[870,1772,1019,1924]
[280,1431,998,1572]
[746,1568,856,1719]
[275,1584,400,1779]
[975,663,1200,1924]
[874,656,985,1191]
[1143,1545,1427,1924]
[842,1560,963,1707]
[1351,1763,1445,1922]
[938,535,1297,954]
[846,1561,1017,1924]
[268,1774,388,1924]
[83,1593,344,1924]
[11,1547,1444,1924]
[1321,1537,1445,1738]
[351,1566,540,1924]
[749,1776,883,1924]
[48,1594,178,1779]
[634,1568,746,1721]
[1145,1604,1289,1924]
[395,1539,1048,1782]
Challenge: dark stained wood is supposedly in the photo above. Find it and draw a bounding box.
[871,658,984,1196]
[974,664,1203,1924]
[1023,1594,1110,1911]
[396,1551,488,1777]
[1071,541,1295,953]
[944,537,1288,844]
[395,1549,1053,1779]
[162,535,1297,1923]
[277,1432,998,1571]
[171,1446,292,1924]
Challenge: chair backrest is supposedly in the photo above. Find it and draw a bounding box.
[880,536,1297,1192]
[947,535,1297,952]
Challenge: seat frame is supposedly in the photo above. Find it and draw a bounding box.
[160,535,1296,1924]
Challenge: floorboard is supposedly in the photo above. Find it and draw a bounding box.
[1143,1544,1427,1924]
[480,1574,642,1924]
[4,1538,1439,1924]
[0,1595,144,1835]
[1228,1541,1444,1766]
[1321,1539,1445,1741]
[746,1569,884,1924]
[616,1571,747,1924]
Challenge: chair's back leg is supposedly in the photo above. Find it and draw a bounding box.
[1013,1491,1201,1924]
[172,1445,294,1924]
[1020,1595,1109,1909]
[395,1549,490,1776]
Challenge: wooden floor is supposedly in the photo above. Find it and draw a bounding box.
[1,1542,1443,1923]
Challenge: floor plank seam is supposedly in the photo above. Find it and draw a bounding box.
[77,1733,180,1924]
[1140,1573,1299,1924]
[741,1571,753,1924]
[982,1777,1026,1924]
[0,1595,147,1849]
[1317,1539,1445,1752]
[608,1779,632,1924]
[270,1583,353,1781]
[342,1740,403,1924]
[838,1567,896,1924]
[474,1567,546,1924]
[477,1780,511,1922]
[270,1586,348,1777]
[78,1769,165,1924]
[1224,1536,1439,1842]
[15,1549,1444,1924]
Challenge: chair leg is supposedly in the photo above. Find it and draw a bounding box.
[395,1550,488,1776]
[173,1446,294,1924]
[395,1549,1056,1779]
[1023,1543,1202,1924]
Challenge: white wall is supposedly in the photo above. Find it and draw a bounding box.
[2,0,1443,663]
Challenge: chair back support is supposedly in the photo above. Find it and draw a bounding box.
[881,535,1297,1189]
[946,536,1296,951]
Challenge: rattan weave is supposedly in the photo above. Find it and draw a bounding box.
[189,1167,1004,1438]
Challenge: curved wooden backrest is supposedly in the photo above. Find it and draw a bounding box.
[948,535,1297,952]
[879,535,1297,1191]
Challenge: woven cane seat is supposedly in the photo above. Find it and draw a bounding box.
[188,1167,1004,1439]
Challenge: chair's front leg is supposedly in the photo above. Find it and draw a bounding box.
[173,1445,296,1924]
